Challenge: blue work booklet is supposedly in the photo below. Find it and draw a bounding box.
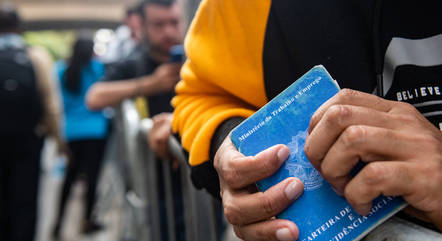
[230,66,406,241]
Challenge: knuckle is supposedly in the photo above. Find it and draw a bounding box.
[213,155,221,172]
[233,226,245,240]
[223,199,242,225]
[394,113,417,125]
[341,126,366,147]
[432,162,442,190]
[433,156,442,177]
[260,155,278,175]
[344,183,369,208]
[223,168,239,187]
[214,145,227,171]
[344,186,354,203]
[260,193,279,217]
[337,89,359,102]
[361,162,385,185]
[421,134,442,152]
[399,101,415,111]
[310,112,320,127]
[396,101,419,114]
[223,159,243,188]
[419,147,442,179]
[344,185,359,206]
[325,105,351,128]
[321,163,338,180]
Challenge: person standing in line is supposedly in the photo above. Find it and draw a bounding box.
[0,5,63,241]
[52,37,109,240]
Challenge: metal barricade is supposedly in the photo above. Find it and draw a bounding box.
[115,99,219,241]
[115,99,152,241]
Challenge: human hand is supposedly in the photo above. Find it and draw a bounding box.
[214,137,304,241]
[305,89,442,230]
[147,113,179,167]
[149,63,182,93]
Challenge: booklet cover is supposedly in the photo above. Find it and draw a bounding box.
[230,65,406,241]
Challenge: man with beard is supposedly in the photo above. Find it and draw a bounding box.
[87,1,185,240]
[87,0,183,117]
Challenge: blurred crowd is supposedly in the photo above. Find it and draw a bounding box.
[0,1,187,241]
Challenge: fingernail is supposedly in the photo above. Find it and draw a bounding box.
[285,179,303,200]
[276,228,295,241]
[277,147,290,163]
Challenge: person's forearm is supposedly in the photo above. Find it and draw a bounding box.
[86,79,139,110]
[86,75,168,110]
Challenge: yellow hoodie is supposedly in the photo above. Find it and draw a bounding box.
[172,0,271,166]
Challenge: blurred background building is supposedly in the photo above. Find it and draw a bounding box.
[6,0,200,60]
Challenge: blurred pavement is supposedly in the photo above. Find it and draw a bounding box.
[36,138,125,241]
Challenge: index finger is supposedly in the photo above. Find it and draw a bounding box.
[308,89,394,134]
[214,137,290,189]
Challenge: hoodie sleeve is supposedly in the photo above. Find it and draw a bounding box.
[172,0,271,167]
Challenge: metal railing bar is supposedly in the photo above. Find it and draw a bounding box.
[168,128,219,241]
[139,118,163,241]
[162,159,177,241]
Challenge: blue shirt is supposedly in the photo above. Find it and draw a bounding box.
[57,59,108,141]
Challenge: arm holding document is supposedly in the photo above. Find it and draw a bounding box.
[305,89,442,231]
[214,89,442,241]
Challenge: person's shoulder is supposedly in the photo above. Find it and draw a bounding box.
[28,46,51,60]
[28,46,54,70]
[124,49,144,65]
